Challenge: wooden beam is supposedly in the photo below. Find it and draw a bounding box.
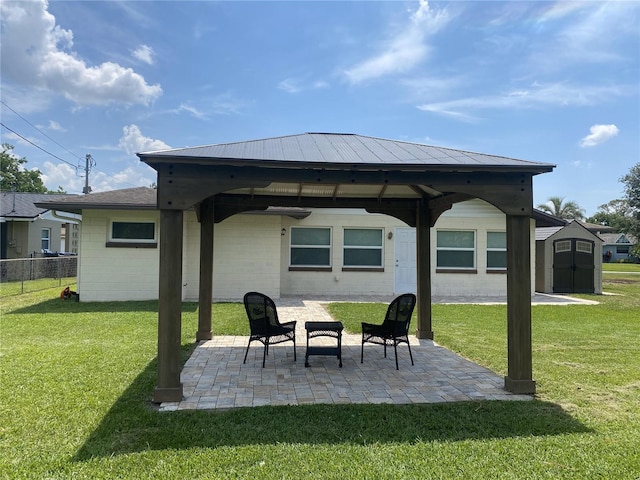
[197,197,214,341]
[155,163,540,214]
[416,204,433,339]
[153,209,184,403]
[504,214,536,394]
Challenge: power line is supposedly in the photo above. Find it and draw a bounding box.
[0,122,79,171]
[1,101,147,190]
[1,100,84,163]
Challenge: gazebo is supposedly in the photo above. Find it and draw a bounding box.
[137,133,555,403]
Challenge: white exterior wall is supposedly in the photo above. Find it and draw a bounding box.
[183,212,282,301]
[75,199,536,302]
[430,199,535,297]
[78,210,160,301]
[280,209,399,296]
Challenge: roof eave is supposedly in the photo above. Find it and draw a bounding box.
[34,202,158,215]
[138,153,555,175]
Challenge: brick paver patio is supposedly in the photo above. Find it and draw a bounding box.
[160,294,595,411]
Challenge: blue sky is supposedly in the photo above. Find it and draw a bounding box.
[1,0,638,217]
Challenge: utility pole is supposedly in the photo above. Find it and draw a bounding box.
[83,154,94,194]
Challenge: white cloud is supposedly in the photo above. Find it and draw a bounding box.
[0,0,162,107]
[344,0,450,84]
[118,124,171,155]
[41,159,156,193]
[41,161,83,193]
[278,79,302,94]
[132,44,155,65]
[89,165,156,192]
[47,120,66,132]
[417,82,631,120]
[177,103,207,119]
[580,124,619,148]
[526,2,639,74]
[278,77,330,94]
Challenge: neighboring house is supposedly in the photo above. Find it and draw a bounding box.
[38,187,537,302]
[600,233,637,263]
[0,192,80,259]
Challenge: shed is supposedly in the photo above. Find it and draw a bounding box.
[535,222,603,294]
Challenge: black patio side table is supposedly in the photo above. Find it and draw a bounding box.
[304,321,344,368]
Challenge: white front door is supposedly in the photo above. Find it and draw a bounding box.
[394,227,417,294]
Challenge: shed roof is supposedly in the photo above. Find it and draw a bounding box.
[535,227,564,241]
[139,132,555,172]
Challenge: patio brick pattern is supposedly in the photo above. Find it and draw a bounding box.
[158,295,591,411]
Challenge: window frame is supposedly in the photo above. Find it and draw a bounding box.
[435,229,477,273]
[41,228,51,251]
[486,231,507,273]
[106,220,158,248]
[289,226,332,271]
[342,227,384,272]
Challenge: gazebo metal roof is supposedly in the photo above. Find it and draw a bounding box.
[138,133,554,219]
[141,132,553,170]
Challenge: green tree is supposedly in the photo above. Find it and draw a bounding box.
[536,196,585,220]
[0,143,65,193]
[620,163,640,257]
[586,199,635,232]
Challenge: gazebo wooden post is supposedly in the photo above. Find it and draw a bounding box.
[416,204,434,339]
[153,209,184,403]
[197,197,214,341]
[504,214,536,394]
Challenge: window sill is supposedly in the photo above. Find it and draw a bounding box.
[486,269,507,274]
[106,242,158,248]
[342,267,384,272]
[436,268,477,274]
[288,266,333,272]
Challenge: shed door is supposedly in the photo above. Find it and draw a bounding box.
[553,239,595,293]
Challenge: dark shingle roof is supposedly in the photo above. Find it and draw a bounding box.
[139,132,555,172]
[34,187,156,215]
[1,192,77,219]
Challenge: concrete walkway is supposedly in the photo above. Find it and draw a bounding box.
[160,294,593,412]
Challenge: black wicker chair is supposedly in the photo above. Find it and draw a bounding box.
[243,292,296,367]
[361,293,416,370]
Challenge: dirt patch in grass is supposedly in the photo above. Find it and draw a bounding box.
[606,278,638,284]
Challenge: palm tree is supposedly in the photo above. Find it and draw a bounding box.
[537,196,585,220]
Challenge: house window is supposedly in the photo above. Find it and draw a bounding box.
[41,228,51,251]
[107,221,157,248]
[290,227,331,270]
[487,231,507,270]
[616,246,630,254]
[343,228,383,270]
[436,230,475,270]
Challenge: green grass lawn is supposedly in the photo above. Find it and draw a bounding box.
[1,273,639,479]
[602,262,640,272]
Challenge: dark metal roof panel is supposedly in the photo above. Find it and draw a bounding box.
[138,133,555,171]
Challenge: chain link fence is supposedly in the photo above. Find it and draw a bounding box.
[0,256,78,296]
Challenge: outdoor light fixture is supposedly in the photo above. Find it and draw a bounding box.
[387,231,393,240]
[281,228,286,236]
